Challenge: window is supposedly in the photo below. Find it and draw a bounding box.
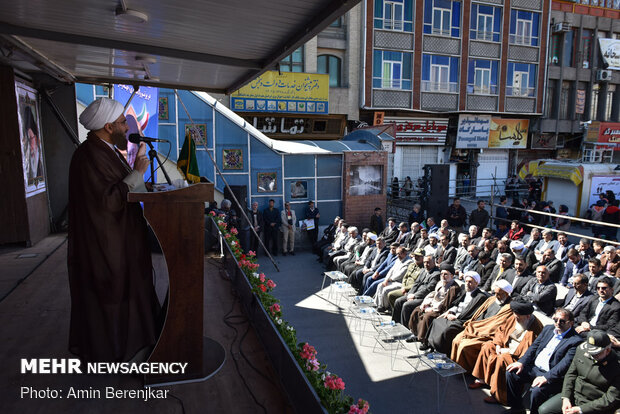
[605,85,616,121]
[560,81,571,119]
[515,18,531,45]
[422,54,459,92]
[373,50,412,90]
[467,59,499,94]
[432,3,451,36]
[317,55,342,87]
[550,34,561,65]
[385,1,404,30]
[329,17,343,27]
[580,29,592,68]
[507,62,536,97]
[563,30,575,67]
[509,10,540,46]
[280,47,304,72]
[590,85,599,120]
[374,0,414,32]
[470,4,502,42]
[424,0,461,37]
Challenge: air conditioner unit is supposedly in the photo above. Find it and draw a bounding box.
[553,23,570,32]
[597,69,613,82]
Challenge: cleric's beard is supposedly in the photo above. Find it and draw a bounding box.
[112,131,128,150]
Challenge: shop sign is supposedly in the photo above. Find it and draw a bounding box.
[231,71,329,114]
[383,117,447,145]
[586,121,601,143]
[598,122,620,150]
[575,90,586,114]
[599,38,620,70]
[531,134,557,150]
[488,118,528,149]
[456,115,491,148]
[588,176,620,208]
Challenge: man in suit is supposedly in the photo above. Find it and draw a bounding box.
[506,255,534,297]
[248,201,264,254]
[472,227,493,250]
[367,246,411,298]
[342,232,376,277]
[280,202,297,255]
[534,249,564,284]
[392,255,440,325]
[403,222,421,251]
[304,200,320,245]
[349,237,388,291]
[435,233,457,265]
[522,228,542,253]
[460,245,481,276]
[575,276,620,337]
[483,253,516,292]
[369,207,384,235]
[585,257,605,293]
[560,249,588,287]
[520,265,557,316]
[504,308,583,414]
[537,330,620,414]
[478,250,500,288]
[262,199,280,256]
[534,229,560,263]
[386,250,425,311]
[469,200,490,237]
[454,233,471,274]
[554,232,574,263]
[380,217,399,244]
[577,238,595,262]
[394,221,410,245]
[560,273,593,318]
[360,242,398,294]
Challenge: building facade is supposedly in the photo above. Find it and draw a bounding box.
[361,0,551,195]
[536,1,620,163]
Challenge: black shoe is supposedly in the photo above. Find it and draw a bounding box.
[419,343,431,351]
[405,335,418,343]
[282,252,287,256]
[502,409,526,414]
[377,307,387,313]
[290,251,295,255]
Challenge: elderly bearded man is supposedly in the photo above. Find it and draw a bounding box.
[68,98,161,362]
[407,263,462,350]
[469,301,543,405]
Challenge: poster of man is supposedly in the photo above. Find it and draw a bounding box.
[349,165,383,196]
[258,172,277,192]
[290,180,308,198]
[16,81,46,197]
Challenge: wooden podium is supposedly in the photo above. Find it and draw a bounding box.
[128,183,225,386]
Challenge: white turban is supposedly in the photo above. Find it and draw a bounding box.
[463,271,481,284]
[493,279,513,294]
[79,98,124,131]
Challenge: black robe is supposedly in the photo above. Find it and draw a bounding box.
[68,133,160,362]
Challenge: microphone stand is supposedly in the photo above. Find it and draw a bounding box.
[146,141,172,185]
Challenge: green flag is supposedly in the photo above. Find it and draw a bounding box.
[177,131,201,183]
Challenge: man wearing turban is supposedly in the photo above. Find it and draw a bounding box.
[68,98,160,362]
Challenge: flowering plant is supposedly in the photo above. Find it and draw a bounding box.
[213,216,370,413]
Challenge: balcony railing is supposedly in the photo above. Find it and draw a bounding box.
[506,86,536,97]
[421,81,459,93]
[466,83,499,95]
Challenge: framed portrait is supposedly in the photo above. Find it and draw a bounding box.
[158,97,168,120]
[349,165,383,196]
[15,81,46,198]
[184,123,207,146]
[257,172,277,193]
[290,180,308,198]
[223,149,243,170]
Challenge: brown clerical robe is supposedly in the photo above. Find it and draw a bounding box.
[450,300,514,371]
[471,315,544,404]
[68,133,160,362]
[409,282,462,342]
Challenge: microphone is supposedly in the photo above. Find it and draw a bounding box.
[128,133,168,144]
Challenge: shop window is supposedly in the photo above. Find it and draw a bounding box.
[280,47,304,72]
[317,55,342,87]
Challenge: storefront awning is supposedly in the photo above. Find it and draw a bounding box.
[518,160,584,186]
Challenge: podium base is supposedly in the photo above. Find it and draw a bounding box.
[144,336,226,387]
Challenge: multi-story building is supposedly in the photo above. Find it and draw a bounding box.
[536,0,620,163]
[361,0,550,194]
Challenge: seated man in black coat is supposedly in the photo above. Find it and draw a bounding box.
[505,308,583,414]
[482,253,516,292]
[560,273,593,318]
[533,249,564,284]
[519,265,557,316]
[507,255,534,297]
[575,276,620,337]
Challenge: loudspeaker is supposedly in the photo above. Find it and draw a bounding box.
[423,164,449,221]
